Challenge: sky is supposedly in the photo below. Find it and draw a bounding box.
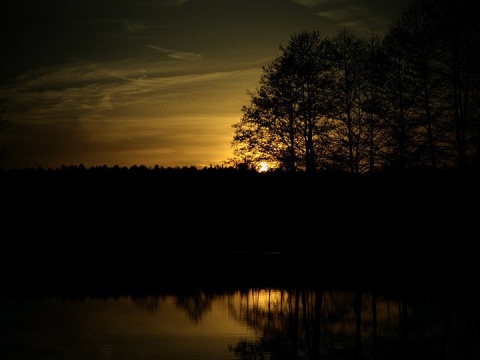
[0,0,410,170]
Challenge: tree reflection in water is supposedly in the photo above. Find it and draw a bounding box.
[225,288,477,360]
[132,292,217,323]
[126,287,477,360]
[4,286,477,360]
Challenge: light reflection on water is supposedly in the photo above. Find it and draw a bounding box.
[0,293,257,360]
[0,289,477,360]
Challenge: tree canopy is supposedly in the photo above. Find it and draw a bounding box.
[230,0,480,173]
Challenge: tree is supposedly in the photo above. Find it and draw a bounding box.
[384,0,444,170]
[231,30,335,172]
[381,18,424,171]
[363,31,388,173]
[329,28,370,174]
[434,0,480,169]
[231,0,480,173]
[379,0,480,171]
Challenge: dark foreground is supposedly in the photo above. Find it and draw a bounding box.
[1,250,478,305]
[1,168,479,299]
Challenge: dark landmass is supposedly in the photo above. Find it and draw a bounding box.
[1,166,479,300]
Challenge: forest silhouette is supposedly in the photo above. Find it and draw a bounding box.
[1,149,479,297]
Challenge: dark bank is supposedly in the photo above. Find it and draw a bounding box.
[1,166,479,300]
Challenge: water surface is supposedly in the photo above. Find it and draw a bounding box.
[1,288,477,360]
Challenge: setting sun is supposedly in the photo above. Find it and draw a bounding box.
[258,162,268,172]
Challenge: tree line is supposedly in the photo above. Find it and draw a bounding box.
[230,0,480,174]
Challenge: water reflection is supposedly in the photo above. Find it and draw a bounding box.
[0,293,256,360]
[228,289,406,360]
[1,288,477,360]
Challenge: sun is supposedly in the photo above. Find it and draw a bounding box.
[258,162,268,172]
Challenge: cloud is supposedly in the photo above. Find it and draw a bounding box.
[291,0,328,7]
[124,21,149,33]
[291,0,367,21]
[291,0,407,35]
[146,45,203,60]
[315,6,364,22]
[161,0,189,6]
[0,54,261,169]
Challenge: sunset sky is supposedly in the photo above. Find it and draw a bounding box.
[0,0,409,170]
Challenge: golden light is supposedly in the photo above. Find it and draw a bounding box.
[258,162,268,172]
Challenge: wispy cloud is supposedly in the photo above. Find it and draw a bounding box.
[146,45,203,60]
[162,0,189,6]
[124,20,150,34]
[291,0,402,35]
[0,53,261,168]
[0,55,260,137]
[291,0,329,7]
[315,6,364,22]
[291,0,367,21]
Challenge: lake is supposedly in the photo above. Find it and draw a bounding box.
[1,287,476,360]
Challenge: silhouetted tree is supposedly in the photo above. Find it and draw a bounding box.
[435,0,480,169]
[231,0,480,174]
[329,28,370,173]
[363,32,388,173]
[382,0,480,170]
[384,0,444,170]
[381,21,423,170]
[231,30,335,172]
